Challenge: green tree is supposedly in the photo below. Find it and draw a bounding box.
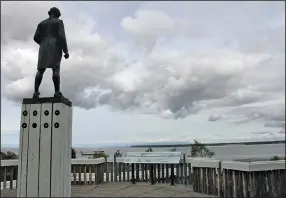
[114,150,122,157]
[71,147,76,159]
[170,147,177,152]
[270,155,285,161]
[0,151,7,160]
[0,151,18,160]
[91,151,109,159]
[145,147,153,152]
[190,139,215,158]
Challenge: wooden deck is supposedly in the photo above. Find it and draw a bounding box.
[2,159,285,198]
[1,182,216,197]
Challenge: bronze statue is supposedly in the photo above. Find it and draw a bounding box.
[33,7,69,98]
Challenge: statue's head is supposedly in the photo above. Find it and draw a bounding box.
[48,7,61,18]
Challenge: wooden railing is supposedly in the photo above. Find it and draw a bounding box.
[1,157,285,198]
[220,160,285,198]
[106,156,194,184]
[1,160,18,190]
[71,158,105,185]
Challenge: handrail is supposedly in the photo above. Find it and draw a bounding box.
[221,160,285,171]
[1,158,285,169]
[1,158,106,166]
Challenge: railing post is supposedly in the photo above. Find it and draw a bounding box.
[217,161,221,198]
[166,164,169,183]
[126,164,130,182]
[136,164,140,181]
[131,164,135,184]
[110,158,114,181]
[145,164,148,182]
[113,154,117,182]
[118,163,122,182]
[3,166,7,189]
[150,164,155,185]
[10,166,14,189]
[188,162,192,185]
[104,157,107,182]
[102,162,105,183]
[170,164,175,186]
[183,154,187,186]
[157,164,161,183]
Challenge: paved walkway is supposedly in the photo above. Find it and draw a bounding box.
[1,182,216,197]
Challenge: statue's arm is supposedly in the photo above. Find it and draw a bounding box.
[58,20,69,54]
[33,24,41,45]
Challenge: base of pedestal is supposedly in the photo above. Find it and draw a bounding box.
[17,97,72,197]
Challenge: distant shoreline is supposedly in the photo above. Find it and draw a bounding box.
[2,140,285,149]
[131,140,286,148]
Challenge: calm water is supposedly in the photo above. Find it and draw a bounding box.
[2,143,285,161]
[76,143,285,161]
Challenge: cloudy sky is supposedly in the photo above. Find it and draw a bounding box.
[1,1,285,146]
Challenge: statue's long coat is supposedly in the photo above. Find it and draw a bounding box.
[34,17,68,70]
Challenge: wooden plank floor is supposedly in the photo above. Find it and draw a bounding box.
[1,182,217,197]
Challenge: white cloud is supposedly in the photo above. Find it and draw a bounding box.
[121,10,175,36]
[209,114,222,122]
[1,1,285,136]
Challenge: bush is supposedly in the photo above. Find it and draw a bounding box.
[91,151,109,159]
[114,150,123,157]
[270,155,285,161]
[71,147,76,159]
[190,139,215,158]
[170,147,177,152]
[0,151,18,160]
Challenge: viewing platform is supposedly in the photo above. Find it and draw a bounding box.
[1,157,285,198]
[1,182,214,197]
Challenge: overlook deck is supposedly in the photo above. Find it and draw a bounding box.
[1,182,215,197]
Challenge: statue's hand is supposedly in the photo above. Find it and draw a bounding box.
[64,53,69,59]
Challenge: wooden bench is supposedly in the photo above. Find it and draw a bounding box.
[124,152,182,185]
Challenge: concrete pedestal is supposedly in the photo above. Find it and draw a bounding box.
[17,97,72,197]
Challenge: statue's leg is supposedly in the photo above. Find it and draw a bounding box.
[33,69,45,98]
[52,68,62,97]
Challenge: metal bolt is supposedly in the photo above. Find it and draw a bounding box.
[44,110,49,116]
[44,123,49,128]
[32,123,37,128]
[55,110,60,115]
[23,111,28,116]
[33,110,37,116]
[54,122,59,128]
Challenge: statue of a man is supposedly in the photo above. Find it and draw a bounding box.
[33,7,69,98]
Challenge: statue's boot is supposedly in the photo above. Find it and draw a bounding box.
[54,91,63,98]
[33,91,40,99]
